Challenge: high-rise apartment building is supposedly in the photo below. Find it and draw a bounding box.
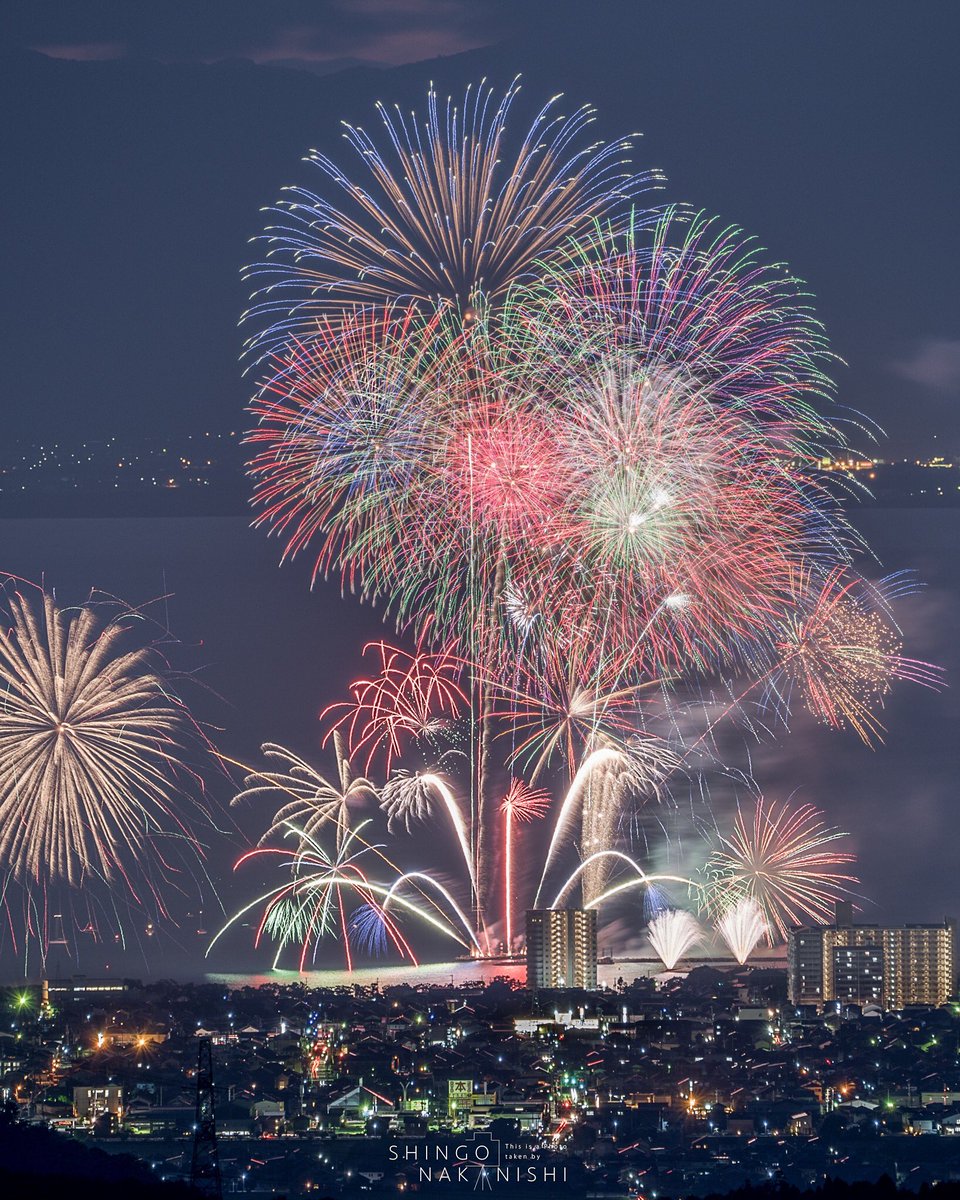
[526,909,598,990]
[788,909,955,1009]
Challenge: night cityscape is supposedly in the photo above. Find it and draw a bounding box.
[1,3,959,1198]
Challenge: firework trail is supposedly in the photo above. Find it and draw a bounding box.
[535,748,684,910]
[648,909,701,971]
[706,796,859,942]
[500,780,550,951]
[548,849,694,913]
[379,772,477,909]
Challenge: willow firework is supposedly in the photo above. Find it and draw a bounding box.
[321,639,466,773]
[231,735,377,850]
[243,77,651,356]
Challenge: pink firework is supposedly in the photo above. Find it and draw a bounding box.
[439,401,573,536]
[531,355,839,675]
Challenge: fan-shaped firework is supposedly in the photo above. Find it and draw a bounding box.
[243,78,651,355]
[210,816,485,970]
[0,585,202,895]
[716,897,767,965]
[707,796,859,942]
[648,909,701,971]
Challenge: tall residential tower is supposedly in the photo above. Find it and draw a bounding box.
[788,907,955,1009]
[526,909,598,990]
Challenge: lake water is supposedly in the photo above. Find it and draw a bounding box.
[206,950,789,991]
[0,510,955,981]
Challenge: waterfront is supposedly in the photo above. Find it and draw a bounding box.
[0,508,954,979]
[206,951,789,991]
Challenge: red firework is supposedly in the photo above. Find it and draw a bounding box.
[321,639,467,773]
[439,401,574,535]
[499,780,551,951]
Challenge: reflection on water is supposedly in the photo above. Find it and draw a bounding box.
[207,949,787,991]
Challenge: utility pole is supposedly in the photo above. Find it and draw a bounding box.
[190,1037,222,1199]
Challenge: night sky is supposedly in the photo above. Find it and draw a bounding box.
[0,2,957,976]
[2,0,958,452]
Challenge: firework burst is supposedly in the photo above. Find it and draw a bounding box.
[226,82,939,967]
[246,305,452,591]
[707,796,859,942]
[0,585,204,898]
[321,639,466,773]
[769,567,943,745]
[243,78,652,354]
[517,206,842,438]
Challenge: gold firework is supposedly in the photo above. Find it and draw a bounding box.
[0,587,198,890]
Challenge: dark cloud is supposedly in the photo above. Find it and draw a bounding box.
[32,40,127,61]
[11,0,502,69]
[891,338,960,395]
